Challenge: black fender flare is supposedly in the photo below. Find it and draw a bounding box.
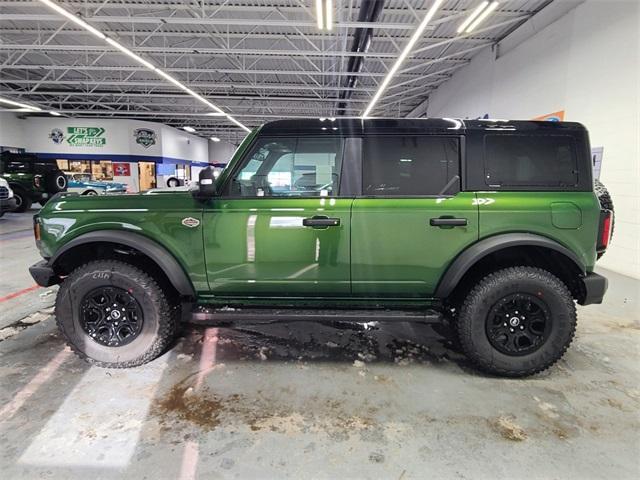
[434,233,586,298]
[51,230,195,298]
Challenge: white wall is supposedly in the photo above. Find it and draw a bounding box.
[160,125,208,163]
[0,113,26,150]
[208,140,237,164]
[427,0,640,279]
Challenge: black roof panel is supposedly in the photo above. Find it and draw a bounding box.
[258,118,586,136]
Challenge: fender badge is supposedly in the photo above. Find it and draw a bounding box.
[181,217,200,228]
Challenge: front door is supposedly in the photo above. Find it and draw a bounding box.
[351,135,478,297]
[203,135,352,296]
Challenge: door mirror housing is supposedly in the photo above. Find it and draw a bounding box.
[193,166,217,200]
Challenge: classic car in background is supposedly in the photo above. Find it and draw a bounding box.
[65,173,127,195]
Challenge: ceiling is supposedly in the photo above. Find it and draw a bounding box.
[0,0,553,143]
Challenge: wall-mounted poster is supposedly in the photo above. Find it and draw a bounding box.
[533,111,565,122]
[591,147,604,180]
[113,162,131,176]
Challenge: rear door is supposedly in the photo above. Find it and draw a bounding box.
[203,135,353,296]
[351,135,478,298]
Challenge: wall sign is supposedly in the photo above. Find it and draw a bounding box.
[533,110,565,122]
[134,128,156,148]
[113,162,131,176]
[66,127,106,147]
[49,128,65,144]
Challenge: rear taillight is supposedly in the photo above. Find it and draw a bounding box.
[597,210,613,251]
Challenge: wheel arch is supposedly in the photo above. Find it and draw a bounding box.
[436,233,586,302]
[51,230,195,299]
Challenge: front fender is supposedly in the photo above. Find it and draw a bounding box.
[51,230,196,298]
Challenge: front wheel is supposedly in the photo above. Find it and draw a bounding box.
[11,187,32,213]
[55,260,178,368]
[456,267,576,377]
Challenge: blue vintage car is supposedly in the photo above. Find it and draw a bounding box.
[65,173,127,195]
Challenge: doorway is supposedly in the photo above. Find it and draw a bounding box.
[139,162,156,191]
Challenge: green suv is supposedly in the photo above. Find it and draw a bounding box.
[29,119,612,377]
[0,152,68,212]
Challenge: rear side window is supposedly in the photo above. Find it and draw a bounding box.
[484,135,578,187]
[4,160,30,173]
[362,136,459,196]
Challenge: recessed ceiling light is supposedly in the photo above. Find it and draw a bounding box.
[183,126,196,133]
[210,137,221,142]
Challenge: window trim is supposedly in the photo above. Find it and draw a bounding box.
[219,135,351,199]
[482,133,580,189]
[358,134,462,199]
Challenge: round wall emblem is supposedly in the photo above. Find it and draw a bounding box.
[134,128,156,148]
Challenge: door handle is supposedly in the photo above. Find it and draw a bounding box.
[303,216,341,228]
[430,217,468,227]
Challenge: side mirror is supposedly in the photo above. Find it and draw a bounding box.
[193,166,217,200]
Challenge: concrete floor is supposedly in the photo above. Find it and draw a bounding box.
[1,208,639,479]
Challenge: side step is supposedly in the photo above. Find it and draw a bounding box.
[190,306,443,325]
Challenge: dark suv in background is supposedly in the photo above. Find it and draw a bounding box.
[0,152,68,212]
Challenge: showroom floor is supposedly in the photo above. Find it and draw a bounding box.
[1,209,639,479]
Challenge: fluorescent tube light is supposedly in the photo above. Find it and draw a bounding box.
[457,1,489,33]
[361,0,444,118]
[210,137,221,142]
[466,1,499,33]
[37,0,251,133]
[105,37,156,71]
[205,112,227,117]
[325,0,333,31]
[183,126,196,133]
[316,0,324,29]
[39,0,106,39]
[49,111,62,116]
[0,97,41,111]
[226,115,252,133]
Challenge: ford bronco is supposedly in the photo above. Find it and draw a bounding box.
[1,152,68,212]
[29,119,612,377]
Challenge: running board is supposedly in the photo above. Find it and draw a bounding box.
[190,306,443,325]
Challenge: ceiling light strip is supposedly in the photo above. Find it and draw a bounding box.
[38,0,251,133]
[315,0,324,30]
[0,96,42,111]
[361,0,444,118]
[466,1,500,33]
[457,1,489,33]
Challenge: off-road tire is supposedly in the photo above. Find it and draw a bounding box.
[55,260,178,368]
[11,186,32,213]
[594,179,614,258]
[456,267,576,377]
[45,170,67,193]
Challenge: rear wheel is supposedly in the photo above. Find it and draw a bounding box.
[12,187,32,213]
[55,260,178,368]
[456,267,576,377]
[83,189,98,196]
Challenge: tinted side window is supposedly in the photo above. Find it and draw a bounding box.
[229,137,344,197]
[5,161,30,173]
[484,135,578,187]
[362,136,459,196]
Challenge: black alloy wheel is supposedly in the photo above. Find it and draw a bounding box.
[485,294,551,356]
[80,286,144,347]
